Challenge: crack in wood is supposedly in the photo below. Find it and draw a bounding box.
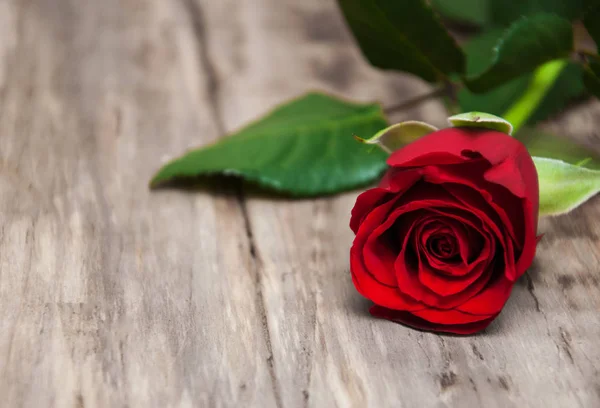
[182,0,225,133]
[559,327,575,365]
[498,375,510,391]
[181,1,282,404]
[414,333,432,369]
[471,343,484,361]
[236,189,258,261]
[236,188,283,408]
[524,272,541,313]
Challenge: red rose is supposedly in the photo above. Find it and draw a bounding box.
[350,127,539,334]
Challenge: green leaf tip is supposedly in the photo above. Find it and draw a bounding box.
[355,121,438,153]
[448,111,513,135]
[149,92,389,197]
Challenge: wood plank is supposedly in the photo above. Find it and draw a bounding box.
[0,0,276,406]
[200,0,600,407]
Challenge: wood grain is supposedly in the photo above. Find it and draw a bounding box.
[0,0,599,407]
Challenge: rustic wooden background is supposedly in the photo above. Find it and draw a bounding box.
[1,0,599,407]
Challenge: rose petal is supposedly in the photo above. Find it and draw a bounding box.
[353,194,403,286]
[388,151,469,168]
[350,188,392,234]
[351,257,424,311]
[417,253,490,297]
[387,128,534,204]
[395,247,494,309]
[351,193,424,311]
[481,181,526,246]
[421,208,491,272]
[350,169,421,234]
[387,126,538,270]
[417,215,481,266]
[393,211,496,308]
[412,306,493,325]
[370,305,498,335]
[419,223,457,258]
[351,127,536,331]
[423,161,523,250]
[484,150,538,212]
[362,239,398,287]
[351,246,425,311]
[418,247,494,300]
[378,168,421,192]
[440,183,517,281]
[414,218,471,278]
[363,203,421,287]
[514,199,538,277]
[405,205,493,283]
[457,269,514,315]
[357,185,496,307]
[361,199,443,288]
[352,181,513,314]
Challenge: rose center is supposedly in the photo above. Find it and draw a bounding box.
[427,234,458,260]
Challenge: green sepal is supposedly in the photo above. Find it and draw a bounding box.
[448,112,513,135]
[355,121,438,153]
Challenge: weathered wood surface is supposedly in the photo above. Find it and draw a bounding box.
[0,0,599,407]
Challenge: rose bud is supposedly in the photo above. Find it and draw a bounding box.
[350,119,539,335]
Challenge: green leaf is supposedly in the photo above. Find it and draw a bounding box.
[458,28,585,125]
[356,121,438,153]
[533,157,600,215]
[336,0,465,82]
[448,111,513,134]
[518,128,600,216]
[462,29,503,77]
[516,127,600,170]
[465,14,574,93]
[583,2,600,49]
[150,93,389,196]
[459,77,530,117]
[526,62,585,124]
[583,62,600,98]
[430,0,489,26]
[490,0,585,26]
[502,60,568,132]
[458,30,532,118]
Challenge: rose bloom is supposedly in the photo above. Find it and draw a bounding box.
[350,127,539,334]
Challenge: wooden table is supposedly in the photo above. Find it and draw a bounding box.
[1,0,599,406]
